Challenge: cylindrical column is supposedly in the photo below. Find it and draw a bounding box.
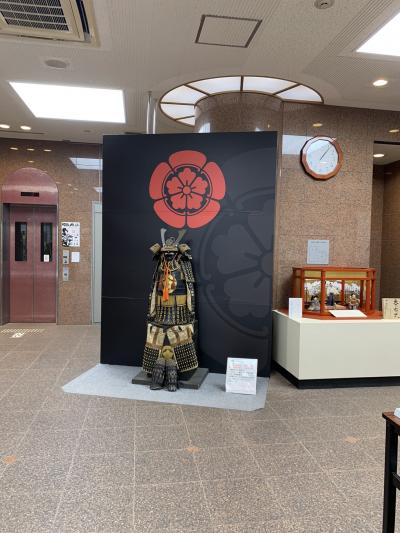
[194,92,283,133]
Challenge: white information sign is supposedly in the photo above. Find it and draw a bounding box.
[226,357,258,395]
[71,252,80,263]
[307,239,329,265]
[329,310,367,318]
[43,254,50,263]
[289,298,303,319]
[61,222,80,247]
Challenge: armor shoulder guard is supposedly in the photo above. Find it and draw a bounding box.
[178,243,190,255]
[150,243,161,255]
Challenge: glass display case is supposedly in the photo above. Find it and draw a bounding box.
[292,266,376,317]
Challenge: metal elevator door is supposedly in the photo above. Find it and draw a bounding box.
[10,205,57,322]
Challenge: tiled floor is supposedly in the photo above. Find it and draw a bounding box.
[0,324,396,532]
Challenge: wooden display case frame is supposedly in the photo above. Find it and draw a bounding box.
[292,265,377,318]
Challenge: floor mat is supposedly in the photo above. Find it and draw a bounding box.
[63,364,268,411]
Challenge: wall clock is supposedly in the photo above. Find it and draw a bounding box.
[301,136,343,180]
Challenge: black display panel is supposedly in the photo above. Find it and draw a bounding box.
[101,132,277,376]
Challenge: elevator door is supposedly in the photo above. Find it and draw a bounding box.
[10,205,57,322]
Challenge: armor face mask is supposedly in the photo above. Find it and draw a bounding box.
[141,228,199,389]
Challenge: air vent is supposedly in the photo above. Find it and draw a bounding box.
[0,0,97,43]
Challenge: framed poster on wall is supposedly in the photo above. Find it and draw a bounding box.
[101,132,277,376]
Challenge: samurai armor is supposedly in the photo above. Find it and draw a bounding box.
[141,230,199,386]
[173,340,198,372]
[150,358,166,390]
[165,359,178,392]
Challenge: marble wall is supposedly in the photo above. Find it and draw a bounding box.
[381,160,400,300]
[0,138,102,324]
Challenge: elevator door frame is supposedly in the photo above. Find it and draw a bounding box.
[5,203,59,324]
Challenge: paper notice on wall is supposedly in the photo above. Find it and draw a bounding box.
[61,222,80,247]
[289,298,303,319]
[71,252,80,263]
[226,357,258,395]
[307,239,329,264]
[43,254,50,263]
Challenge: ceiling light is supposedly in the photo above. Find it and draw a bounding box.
[20,125,31,130]
[94,186,103,193]
[160,103,195,119]
[0,124,10,129]
[27,148,34,151]
[373,153,385,158]
[389,129,400,133]
[242,77,295,94]
[313,122,323,127]
[189,76,241,94]
[358,12,400,57]
[10,147,18,150]
[70,157,103,170]
[27,160,34,163]
[44,58,69,69]
[162,86,205,104]
[10,82,126,123]
[177,117,196,126]
[278,85,322,102]
[372,79,388,87]
[43,148,52,152]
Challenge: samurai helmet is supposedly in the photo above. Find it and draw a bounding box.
[160,228,186,252]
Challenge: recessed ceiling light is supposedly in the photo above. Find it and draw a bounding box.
[44,58,69,69]
[0,124,10,129]
[27,160,34,163]
[373,153,385,158]
[27,148,35,151]
[9,82,126,123]
[43,148,52,152]
[313,122,323,127]
[358,12,400,57]
[20,125,31,130]
[10,147,18,150]
[70,157,103,170]
[389,129,399,133]
[372,79,388,87]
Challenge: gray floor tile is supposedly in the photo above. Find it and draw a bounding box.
[0,409,37,433]
[181,405,232,424]
[0,490,61,533]
[228,404,280,421]
[203,477,282,526]
[268,473,351,516]
[0,351,40,369]
[84,405,135,428]
[328,467,383,513]
[136,425,190,451]
[41,389,91,410]
[35,407,87,431]
[0,431,24,458]
[134,481,211,531]
[282,416,352,442]
[304,439,378,471]
[136,403,184,426]
[136,449,198,484]
[195,446,261,480]
[68,452,135,488]
[251,442,322,476]
[237,419,297,446]
[78,427,135,455]
[55,485,134,532]
[0,391,48,411]
[187,421,245,448]
[19,428,81,457]
[270,398,322,419]
[0,454,72,492]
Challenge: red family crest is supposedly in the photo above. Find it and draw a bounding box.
[149,150,226,229]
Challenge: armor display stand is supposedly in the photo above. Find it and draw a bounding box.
[132,229,209,391]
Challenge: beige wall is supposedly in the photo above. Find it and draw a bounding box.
[0,138,102,324]
[381,160,400,300]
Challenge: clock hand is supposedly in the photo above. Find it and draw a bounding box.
[319,145,331,161]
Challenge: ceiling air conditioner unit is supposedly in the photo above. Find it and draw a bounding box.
[0,0,97,44]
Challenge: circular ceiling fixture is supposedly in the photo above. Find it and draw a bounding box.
[44,58,70,69]
[314,0,334,8]
[160,76,323,126]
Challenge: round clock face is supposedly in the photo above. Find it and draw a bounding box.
[301,136,343,180]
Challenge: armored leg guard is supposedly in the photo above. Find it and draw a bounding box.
[150,358,165,390]
[165,359,178,392]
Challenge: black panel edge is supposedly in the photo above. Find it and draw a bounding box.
[272,361,400,389]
